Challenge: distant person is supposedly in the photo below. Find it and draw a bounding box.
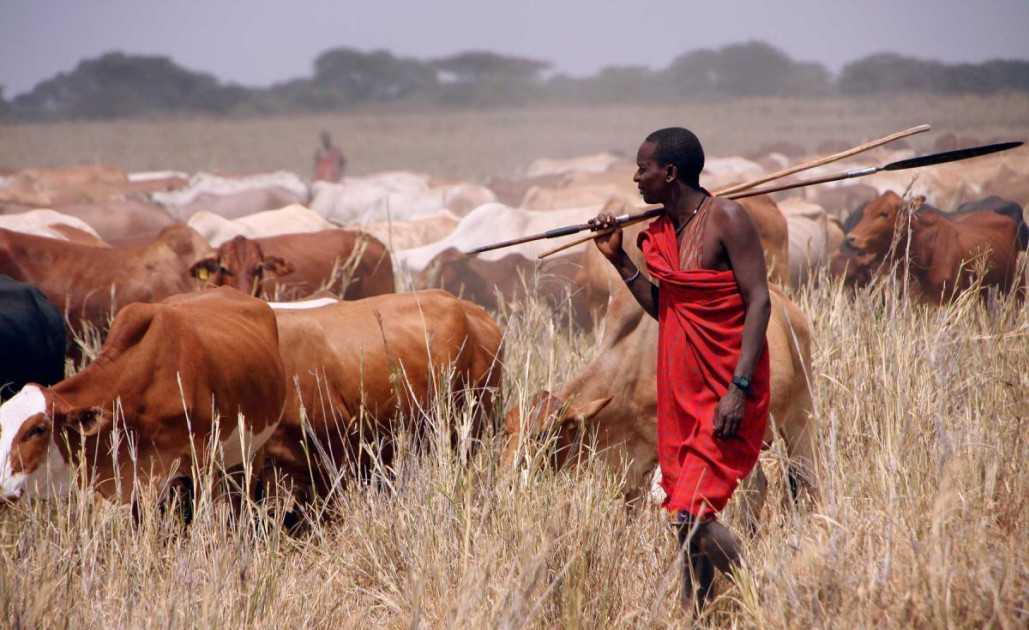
[314,131,345,183]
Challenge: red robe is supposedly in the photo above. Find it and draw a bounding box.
[638,214,769,518]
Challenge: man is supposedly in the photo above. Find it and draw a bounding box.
[588,127,771,613]
[314,131,346,182]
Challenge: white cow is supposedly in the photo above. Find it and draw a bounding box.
[525,153,624,178]
[701,156,766,190]
[187,204,336,246]
[392,199,636,277]
[311,178,495,225]
[0,209,104,243]
[152,170,310,206]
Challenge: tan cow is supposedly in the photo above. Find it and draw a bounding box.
[190,230,395,301]
[502,284,817,525]
[0,287,286,505]
[777,197,845,287]
[186,204,336,246]
[357,209,462,252]
[261,290,503,516]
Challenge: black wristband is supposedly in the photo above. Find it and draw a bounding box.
[731,374,754,396]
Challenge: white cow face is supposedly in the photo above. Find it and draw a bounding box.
[0,385,72,502]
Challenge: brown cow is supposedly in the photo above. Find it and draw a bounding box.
[0,287,286,505]
[502,284,817,526]
[190,230,395,301]
[0,224,212,339]
[843,192,1027,302]
[261,291,503,518]
[417,247,591,326]
[35,200,177,241]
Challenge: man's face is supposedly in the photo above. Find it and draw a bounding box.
[633,141,672,205]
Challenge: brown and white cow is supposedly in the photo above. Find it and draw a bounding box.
[262,290,503,512]
[502,284,817,524]
[190,230,395,301]
[0,287,286,504]
[842,192,1028,302]
[0,224,212,338]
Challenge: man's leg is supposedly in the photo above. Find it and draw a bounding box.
[694,518,743,573]
[675,512,745,613]
[675,512,716,614]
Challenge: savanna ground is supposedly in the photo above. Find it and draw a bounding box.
[1,95,1028,628]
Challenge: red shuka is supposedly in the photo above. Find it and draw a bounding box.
[638,214,769,519]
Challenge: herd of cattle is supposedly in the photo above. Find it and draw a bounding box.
[1,137,1027,523]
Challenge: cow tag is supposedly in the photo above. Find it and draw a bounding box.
[197,267,209,280]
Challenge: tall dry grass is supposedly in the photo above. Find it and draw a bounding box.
[1,258,1027,628]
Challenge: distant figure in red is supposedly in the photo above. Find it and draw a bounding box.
[314,131,345,182]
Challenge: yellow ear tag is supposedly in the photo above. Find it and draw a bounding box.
[197,268,209,280]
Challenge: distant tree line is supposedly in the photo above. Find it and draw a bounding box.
[3,41,1028,121]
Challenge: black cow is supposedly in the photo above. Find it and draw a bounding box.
[0,275,66,397]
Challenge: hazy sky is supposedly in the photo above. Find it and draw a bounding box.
[2,0,1028,97]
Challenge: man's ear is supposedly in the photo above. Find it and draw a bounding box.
[65,407,108,437]
[665,164,677,182]
[259,256,294,278]
[189,258,218,281]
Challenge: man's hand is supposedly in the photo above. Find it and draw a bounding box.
[712,386,747,438]
[587,212,624,262]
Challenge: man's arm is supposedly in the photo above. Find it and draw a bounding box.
[589,212,659,318]
[710,201,772,439]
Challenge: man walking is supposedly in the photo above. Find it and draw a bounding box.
[589,127,771,613]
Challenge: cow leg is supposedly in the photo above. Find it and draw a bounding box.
[780,406,819,507]
[148,475,194,528]
[737,461,768,536]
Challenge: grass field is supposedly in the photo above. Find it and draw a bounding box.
[2,94,1028,181]
[1,96,1028,628]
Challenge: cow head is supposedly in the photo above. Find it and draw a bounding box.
[190,235,294,297]
[501,390,612,471]
[844,191,925,256]
[0,385,105,503]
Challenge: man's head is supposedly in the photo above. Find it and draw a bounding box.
[641,127,705,190]
[320,131,332,148]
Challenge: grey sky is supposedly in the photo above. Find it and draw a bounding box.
[2,0,1028,97]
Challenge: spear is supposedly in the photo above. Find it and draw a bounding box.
[534,140,1022,259]
[463,124,931,256]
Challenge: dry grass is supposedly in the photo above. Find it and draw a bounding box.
[2,94,1028,182]
[2,96,1028,627]
[2,262,1028,628]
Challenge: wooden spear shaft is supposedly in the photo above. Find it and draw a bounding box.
[533,125,932,259]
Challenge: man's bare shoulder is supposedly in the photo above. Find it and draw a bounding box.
[707,197,755,234]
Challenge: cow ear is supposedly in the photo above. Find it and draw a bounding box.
[911,195,926,211]
[67,407,108,436]
[259,256,294,278]
[572,396,613,422]
[189,257,218,281]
